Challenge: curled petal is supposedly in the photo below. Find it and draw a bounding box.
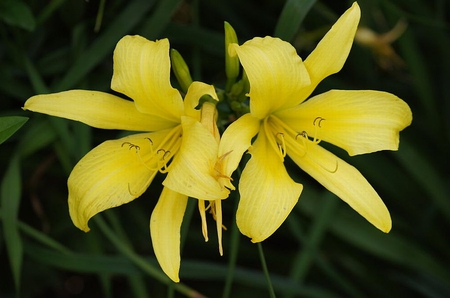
[230,37,310,118]
[287,140,391,232]
[111,36,183,123]
[24,90,175,131]
[301,2,361,99]
[68,131,172,231]
[277,90,413,156]
[237,128,303,243]
[183,81,219,120]
[150,187,188,283]
[163,116,229,200]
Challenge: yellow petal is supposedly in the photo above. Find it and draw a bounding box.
[24,90,176,131]
[218,114,260,186]
[163,116,229,200]
[229,37,310,118]
[237,127,303,243]
[150,187,188,283]
[68,131,172,231]
[287,140,391,232]
[111,36,183,124]
[276,90,413,156]
[301,2,361,99]
[183,81,219,120]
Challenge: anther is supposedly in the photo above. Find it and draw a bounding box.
[275,132,286,158]
[145,137,153,145]
[313,117,326,127]
[296,131,308,140]
[157,149,171,160]
[121,142,140,152]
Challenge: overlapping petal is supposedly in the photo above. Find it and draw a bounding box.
[68,131,173,231]
[237,127,303,243]
[183,81,219,120]
[111,36,183,123]
[150,187,188,283]
[163,116,229,200]
[276,90,413,156]
[218,113,260,182]
[23,90,176,131]
[301,2,361,100]
[229,37,310,118]
[287,139,391,232]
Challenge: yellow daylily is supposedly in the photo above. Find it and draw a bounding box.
[218,2,412,243]
[23,35,228,282]
[355,19,407,70]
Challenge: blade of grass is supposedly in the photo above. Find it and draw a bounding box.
[274,0,317,42]
[94,216,207,298]
[137,0,182,39]
[394,139,450,223]
[0,209,70,253]
[221,192,241,298]
[0,155,23,291]
[257,243,276,298]
[0,116,28,145]
[284,192,338,298]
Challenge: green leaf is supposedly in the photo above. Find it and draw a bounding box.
[0,0,36,31]
[274,0,317,42]
[0,116,28,146]
[0,156,23,290]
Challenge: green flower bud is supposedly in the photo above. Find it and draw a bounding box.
[170,49,193,93]
[224,22,240,88]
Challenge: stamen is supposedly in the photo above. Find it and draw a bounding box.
[121,142,140,153]
[215,200,223,256]
[313,116,326,127]
[312,117,325,144]
[198,200,209,242]
[294,132,308,157]
[157,149,172,173]
[320,159,339,173]
[145,137,153,145]
[214,150,234,189]
[276,132,287,158]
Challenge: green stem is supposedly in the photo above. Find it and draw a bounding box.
[94,216,205,298]
[257,242,277,298]
[222,192,241,298]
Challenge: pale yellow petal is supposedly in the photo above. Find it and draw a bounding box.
[150,187,188,283]
[287,140,391,232]
[68,131,172,231]
[183,81,219,120]
[163,116,229,200]
[229,37,310,118]
[24,90,176,131]
[218,114,260,187]
[237,127,303,243]
[276,90,413,156]
[301,2,361,99]
[111,36,183,123]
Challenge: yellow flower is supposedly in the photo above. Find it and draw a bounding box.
[23,35,228,282]
[218,2,412,243]
[355,19,408,70]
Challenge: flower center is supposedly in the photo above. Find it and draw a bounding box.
[120,126,183,195]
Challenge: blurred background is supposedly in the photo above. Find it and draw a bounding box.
[1,0,449,297]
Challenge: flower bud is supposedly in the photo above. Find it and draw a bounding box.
[170,49,193,93]
[224,22,240,87]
